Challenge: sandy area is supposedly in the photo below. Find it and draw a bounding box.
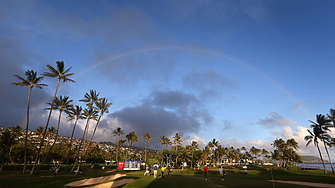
[86,178,135,188]
[65,174,126,187]
[270,180,335,188]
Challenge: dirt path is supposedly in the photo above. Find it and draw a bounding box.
[270,180,335,187]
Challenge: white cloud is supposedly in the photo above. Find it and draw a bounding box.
[271,126,335,158]
[182,135,207,149]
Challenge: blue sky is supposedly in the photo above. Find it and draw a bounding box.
[2,0,335,156]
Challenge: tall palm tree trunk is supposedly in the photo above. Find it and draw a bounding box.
[323,142,334,174]
[81,114,102,159]
[115,135,120,163]
[65,118,78,171]
[23,87,32,174]
[30,79,60,176]
[74,118,91,175]
[144,141,147,163]
[37,111,62,173]
[316,143,327,174]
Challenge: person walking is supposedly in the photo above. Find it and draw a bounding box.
[144,165,150,176]
[54,167,59,176]
[153,164,158,178]
[161,165,166,178]
[203,165,209,180]
[166,165,171,177]
[244,168,248,178]
[219,166,226,181]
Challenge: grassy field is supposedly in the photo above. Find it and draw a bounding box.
[0,165,334,188]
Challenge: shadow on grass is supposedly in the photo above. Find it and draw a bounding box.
[136,174,310,188]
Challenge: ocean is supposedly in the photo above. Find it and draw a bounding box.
[297,163,335,171]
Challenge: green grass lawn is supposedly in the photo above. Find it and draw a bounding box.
[0,166,334,188]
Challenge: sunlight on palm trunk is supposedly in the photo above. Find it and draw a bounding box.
[30,61,74,175]
[30,79,59,175]
[11,70,47,174]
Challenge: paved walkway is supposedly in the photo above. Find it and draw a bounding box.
[270,180,335,187]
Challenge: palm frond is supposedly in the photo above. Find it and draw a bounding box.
[56,61,65,73]
[62,66,73,75]
[62,76,75,83]
[42,65,59,77]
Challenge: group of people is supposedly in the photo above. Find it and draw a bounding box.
[203,165,248,181]
[203,165,226,181]
[144,164,248,181]
[144,164,172,178]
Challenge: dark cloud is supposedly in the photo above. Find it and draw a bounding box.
[95,88,215,149]
[104,104,203,149]
[144,90,199,109]
[0,30,51,129]
[182,69,239,99]
[256,112,296,128]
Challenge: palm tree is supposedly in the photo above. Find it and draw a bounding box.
[261,149,269,163]
[111,127,125,163]
[8,126,23,164]
[79,90,102,149]
[172,133,182,166]
[125,132,138,159]
[10,126,23,139]
[79,89,101,107]
[309,114,334,173]
[286,138,299,164]
[117,139,127,160]
[172,133,182,151]
[39,95,73,170]
[141,133,151,163]
[327,108,335,126]
[271,138,287,167]
[35,126,45,143]
[129,132,138,149]
[84,98,112,154]
[65,105,84,169]
[31,61,75,175]
[0,129,20,173]
[208,138,219,166]
[305,129,327,173]
[74,106,99,174]
[158,135,171,149]
[250,146,261,164]
[12,70,48,173]
[187,141,198,168]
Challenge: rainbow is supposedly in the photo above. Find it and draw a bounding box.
[22,46,311,126]
[76,45,295,100]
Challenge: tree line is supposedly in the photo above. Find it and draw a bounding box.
[0,125,303,173]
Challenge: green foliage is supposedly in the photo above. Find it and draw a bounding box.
[147,158,159,166]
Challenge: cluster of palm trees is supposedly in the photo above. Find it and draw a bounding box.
[305,111,335,174]
[0,126,22,172]
[111,127,154,165]
[11,61,112,175]
[271,138,302,168]
[154,135,274,169]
